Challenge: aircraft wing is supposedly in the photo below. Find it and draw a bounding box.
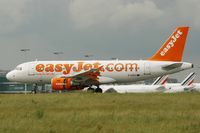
[58,66,106,86]
[162,63,183,70]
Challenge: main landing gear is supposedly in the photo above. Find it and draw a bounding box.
[95,86,103,93]
[87,86,102,93]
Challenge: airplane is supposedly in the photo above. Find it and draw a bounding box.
[101,75,168,93]
[101,72,195,93]
[6,26,193,93]
[164,72,195,93]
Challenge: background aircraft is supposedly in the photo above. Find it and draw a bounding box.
[102,73,195,93]
[102,75,168,93]
[164,72,195,93]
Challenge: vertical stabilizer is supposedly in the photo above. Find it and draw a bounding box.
[149,27,189,62]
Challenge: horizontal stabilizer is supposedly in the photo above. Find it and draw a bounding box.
[162,63,182,70]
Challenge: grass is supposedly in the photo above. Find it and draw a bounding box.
[0,92,200,133]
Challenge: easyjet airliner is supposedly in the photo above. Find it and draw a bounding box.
[6,27,193,92]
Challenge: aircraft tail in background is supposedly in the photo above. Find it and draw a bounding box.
[180,72,195,86]
[152,75,168,85]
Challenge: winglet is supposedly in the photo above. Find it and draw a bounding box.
[148,27,189,62]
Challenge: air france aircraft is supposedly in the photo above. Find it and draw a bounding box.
[177,73,200,92]
[6,26,193,93]
[164,72,195,93]
[102,73,195,93]
[101,75,168,93]
[178,72,200,92]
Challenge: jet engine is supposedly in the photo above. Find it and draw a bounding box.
[51,78,82,90]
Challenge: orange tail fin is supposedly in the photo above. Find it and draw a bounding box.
[148,26,189,62]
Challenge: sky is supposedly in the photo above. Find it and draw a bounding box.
[0,0,200,81]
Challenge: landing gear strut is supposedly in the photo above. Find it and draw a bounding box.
[95,86,103,93]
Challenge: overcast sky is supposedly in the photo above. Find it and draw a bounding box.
[0,0,200,81]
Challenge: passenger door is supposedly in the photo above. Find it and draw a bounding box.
[144,62,151,75]
[28,62,36,76]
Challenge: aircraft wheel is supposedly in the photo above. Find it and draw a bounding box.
[95,88,103,93]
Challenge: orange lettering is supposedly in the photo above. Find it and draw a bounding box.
[93,62,101,69]
[55,64,63,72]
[73,62,83,72]
[36,64,45,72]
[63,64,74,75]
[106,63,114,72]
[45,64,54,72]
[84,64,92,71]
[134,63,139,72]
[125,63,139,72]
[115,63,124,72]
[125,63,134,71]
[93,62,104,72]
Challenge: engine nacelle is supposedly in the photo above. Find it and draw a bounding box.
[51,78,74,90]
[51,78,84,90]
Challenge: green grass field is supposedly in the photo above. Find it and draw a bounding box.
[0,92,200,133]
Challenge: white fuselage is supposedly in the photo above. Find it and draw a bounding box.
[101,84,165,93]
[101,83,193,93]
[6,60,192,85]
[191,83,200,92]
[164,84,193,93]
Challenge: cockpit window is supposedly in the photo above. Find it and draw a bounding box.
[15,67,22,71]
